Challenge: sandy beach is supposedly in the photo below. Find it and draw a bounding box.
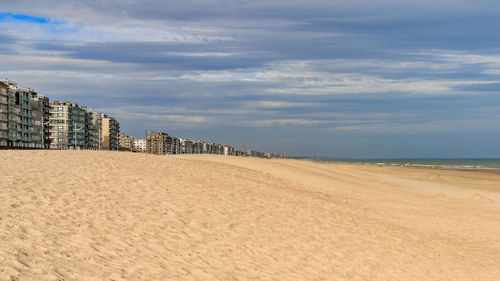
[1,150,499,280]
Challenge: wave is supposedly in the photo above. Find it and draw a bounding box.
[302,158,500,173]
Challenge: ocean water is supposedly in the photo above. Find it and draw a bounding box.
[300,158,500,173]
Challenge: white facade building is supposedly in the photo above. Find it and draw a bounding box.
[133,138,146,152]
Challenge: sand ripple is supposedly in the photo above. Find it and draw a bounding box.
[1,151,499,280]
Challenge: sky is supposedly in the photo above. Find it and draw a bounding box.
[1,0,500,157]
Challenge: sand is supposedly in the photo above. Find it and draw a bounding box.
[1,151,499,281]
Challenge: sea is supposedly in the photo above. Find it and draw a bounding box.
[299,158,500,173]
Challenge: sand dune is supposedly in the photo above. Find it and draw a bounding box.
[1,151,499,280]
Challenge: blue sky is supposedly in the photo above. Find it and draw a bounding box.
[1,0,500,157]
[0,13,51,23]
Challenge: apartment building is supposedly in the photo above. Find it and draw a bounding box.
[146,131,168,155]
[212,143,223,155]
[133,138,146,152]
[49,101,87,149]
[30,94,46,148]
[223,145,235,156]
[101,114,120,151]
[179,138,194,154]
[80,106,95,149]
[7,83,26,148]
[89,111,102,150]
[165,135,174,154]
[0,82,8,147]
[0,80,49,148]
[192,140,203,154]
[174,137,180,154]
[246,150,266,158]
[203,142,213,154]
[119,134,134,150]
[39,96,51,148]
[145,133,182,155]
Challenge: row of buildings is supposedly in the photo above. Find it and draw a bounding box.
[145,131,235,155]
[119,132,235,155]
[1,79,286,158]
[119,131,286,158]
[0,79,120,150]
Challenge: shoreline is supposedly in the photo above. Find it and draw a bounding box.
[299,157,500,175]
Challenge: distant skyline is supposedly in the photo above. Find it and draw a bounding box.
[2,1,500,157]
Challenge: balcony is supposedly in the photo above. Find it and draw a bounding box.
[8,131,20,139]
[55,133,70,137]
[9,108,20,115]
[9,117,21,124]
[21,104,32,109]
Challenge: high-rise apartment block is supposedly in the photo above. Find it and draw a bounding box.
[224,145,235,156]
[165,135,177,154]
[0,80,50,149]
[145,131,183,155]
[81,106,95,149]
[39,96,51,148]
[101,114,120,151]
[119,134,134,150]
[49,101,88,149]
[146,131,169,155]
[180,138,193,154]
[174,137,180,154]
[89,111,102,150]
[192,140,203,154]
[0,82,9,147]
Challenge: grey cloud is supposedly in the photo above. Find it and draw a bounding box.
[0,33,18,54]
[453,82,500,92]
[0,33,16,42]
[32,40,274,70]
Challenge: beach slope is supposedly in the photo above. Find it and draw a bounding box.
[1,151,499,280]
